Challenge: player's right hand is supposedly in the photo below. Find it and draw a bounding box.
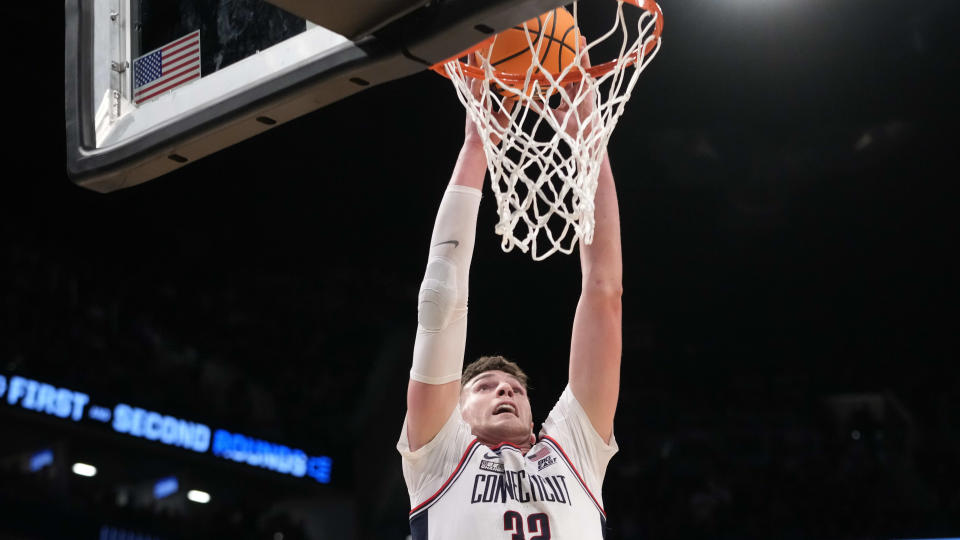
[463,52,513,148]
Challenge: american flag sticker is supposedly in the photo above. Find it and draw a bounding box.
[527,446,551,461]
[132,30,201,104]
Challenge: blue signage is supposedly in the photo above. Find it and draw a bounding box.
[1,373,332,484]
[2,374,89,421]
[113,404,210,453]
[307,455,333,484]
[88,405,112,423]
[213,429,306,476]
[209,430,332,483]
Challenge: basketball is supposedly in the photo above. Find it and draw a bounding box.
[487,7,581,98]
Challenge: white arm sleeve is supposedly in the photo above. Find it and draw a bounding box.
[410,185,481,385]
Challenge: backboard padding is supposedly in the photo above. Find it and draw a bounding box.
[66,0,571,193]
[265,0,429,39]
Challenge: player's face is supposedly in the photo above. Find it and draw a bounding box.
[460,370,534,446]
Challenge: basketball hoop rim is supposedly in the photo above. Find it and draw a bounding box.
[430,0,663,85]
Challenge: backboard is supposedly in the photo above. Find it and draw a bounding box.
[65,0,571,193]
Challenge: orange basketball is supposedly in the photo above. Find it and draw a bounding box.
[487,8,581,98]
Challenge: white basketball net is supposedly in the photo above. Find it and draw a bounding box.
[440,1,663,260]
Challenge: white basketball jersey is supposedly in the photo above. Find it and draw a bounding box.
[397,385,618,539]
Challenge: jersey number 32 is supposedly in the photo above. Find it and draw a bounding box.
[503,511,551,540]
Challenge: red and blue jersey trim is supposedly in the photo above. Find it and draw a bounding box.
[541,435,606,517]
[409,439,480,518]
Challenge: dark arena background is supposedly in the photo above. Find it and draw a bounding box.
[2,0,958,538]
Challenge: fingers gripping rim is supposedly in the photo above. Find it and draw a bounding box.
[435,0,665,260]
[430,0,664,85]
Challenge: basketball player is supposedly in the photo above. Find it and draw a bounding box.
[398,45,621,539]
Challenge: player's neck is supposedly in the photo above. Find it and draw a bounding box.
[476,433,535,454]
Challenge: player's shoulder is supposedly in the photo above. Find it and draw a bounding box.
[540,385,581,428]
[539,384,617,455]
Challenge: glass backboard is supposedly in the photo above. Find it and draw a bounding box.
[65,0,570,192]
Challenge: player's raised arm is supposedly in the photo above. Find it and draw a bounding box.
[405,79,508,450]
[568,149,623,444]
[562,40,623,442]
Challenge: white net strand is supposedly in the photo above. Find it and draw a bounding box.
[443,1,663,260]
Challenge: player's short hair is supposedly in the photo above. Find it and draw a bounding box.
[461,355,529,389]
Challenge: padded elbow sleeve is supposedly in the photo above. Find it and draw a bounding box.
[410,185,481,385]
[417,257,458,332]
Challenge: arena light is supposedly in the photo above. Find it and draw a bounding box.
[187,490,211,504]
[72,462,97,477]
[153,476,179,499]
[29,449,54,472]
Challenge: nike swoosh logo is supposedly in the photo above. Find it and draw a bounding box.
[483,452,500,459]
[433,240,459,248]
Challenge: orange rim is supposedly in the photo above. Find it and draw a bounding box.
[430,0,663,86]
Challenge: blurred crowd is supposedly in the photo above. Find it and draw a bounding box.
[3,235,958,540]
